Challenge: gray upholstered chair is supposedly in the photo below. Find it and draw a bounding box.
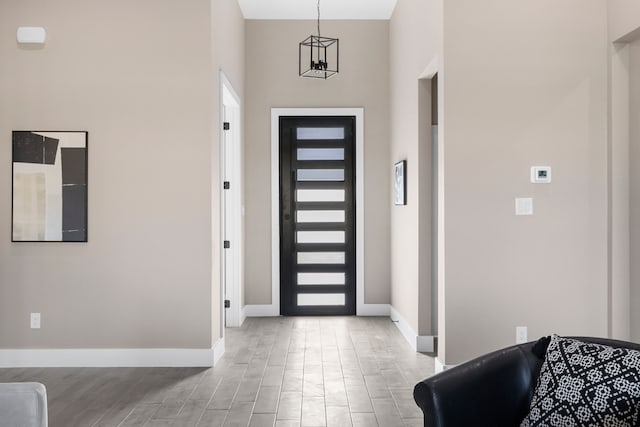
[0,382,48,427]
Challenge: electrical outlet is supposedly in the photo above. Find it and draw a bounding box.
[30,313,41,329]
[516,326,527,344]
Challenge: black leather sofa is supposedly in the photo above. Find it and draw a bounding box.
[413,337,640,427]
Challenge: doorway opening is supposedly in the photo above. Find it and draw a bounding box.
[416,72,438,352]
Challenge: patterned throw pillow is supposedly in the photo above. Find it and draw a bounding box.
[520,335,640,427]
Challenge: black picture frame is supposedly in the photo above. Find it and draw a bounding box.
[394,160,406,206]
[12,131,88,242]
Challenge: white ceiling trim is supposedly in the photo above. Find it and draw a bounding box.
[237,0,397,20]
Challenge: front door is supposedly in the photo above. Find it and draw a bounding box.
[279,116,356,315]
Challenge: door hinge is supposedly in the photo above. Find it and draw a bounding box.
[223,122,230,130]
[224,299,230,308]
[224,240,230,249]
[224,181,230,190]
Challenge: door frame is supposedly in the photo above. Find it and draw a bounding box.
[269,108,366,316]
[220,72,243,328]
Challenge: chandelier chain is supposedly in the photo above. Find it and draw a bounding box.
[317,0,321,37]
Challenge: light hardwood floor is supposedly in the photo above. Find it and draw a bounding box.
[0,316,434,426]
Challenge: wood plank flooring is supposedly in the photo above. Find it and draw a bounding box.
[0,316,434,426]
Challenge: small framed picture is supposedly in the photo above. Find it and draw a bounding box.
[394,160,406,206]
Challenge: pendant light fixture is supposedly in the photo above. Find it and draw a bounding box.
[299,0,339,79]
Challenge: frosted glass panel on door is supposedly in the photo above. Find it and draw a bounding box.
[297,148,344,161]
[297,231,345,244]
[297,210,345,223]
[297,252,345,264]
[297,169,344,182]
[297,127,344,140]
[297,189,345,202]
[298,272,345,285]
[298,293,345,306]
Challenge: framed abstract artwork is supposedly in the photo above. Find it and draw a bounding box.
[394,160,406,206]
[12,131,88,242]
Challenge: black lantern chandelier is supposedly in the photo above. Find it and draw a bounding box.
[299,0,339,79]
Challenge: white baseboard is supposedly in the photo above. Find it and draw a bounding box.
[390,305,437,353]
[240,306,247,326]
[435,357,456,373]
[244,303,390,317]
[213,337,225,366]
[357,303,390,316]
[390,305,418,351]
[244,304,279,317]
[0,348,217,368]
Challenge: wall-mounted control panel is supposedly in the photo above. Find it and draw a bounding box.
[17,27,46,44]
[531,166,551,183]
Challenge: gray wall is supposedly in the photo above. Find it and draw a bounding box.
[244,20,390,305]
[608,0,640,42]
[609,41,631,341]
[0,0,236,350]
[4,0,633,363]
[211,0,246,340]
[630,40,640,342]
[389,0,442,340]
[605,0,640,344]
[608,0,640,346]
[440,0,609,364]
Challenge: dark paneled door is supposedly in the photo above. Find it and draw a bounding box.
[280,116,356,316]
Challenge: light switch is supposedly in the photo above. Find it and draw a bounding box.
[515,198,533,216]
[516,326,528,344]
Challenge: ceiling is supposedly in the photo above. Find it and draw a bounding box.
[237,0,398,20]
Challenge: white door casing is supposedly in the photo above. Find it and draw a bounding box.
[221,72,243,328]
[253,108,389,317]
